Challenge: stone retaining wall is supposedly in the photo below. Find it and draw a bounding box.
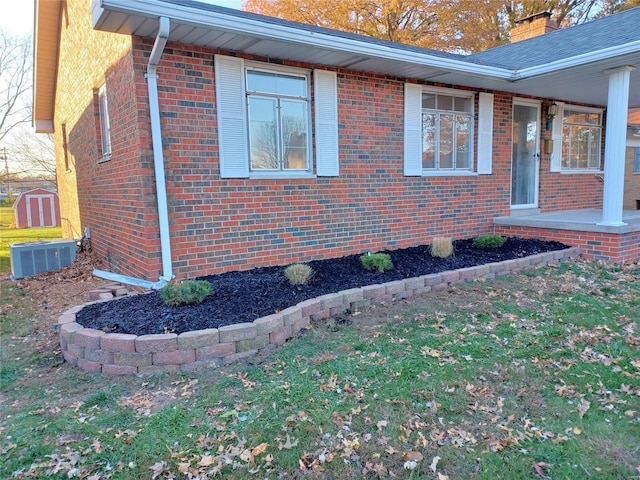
[57,247,582,375]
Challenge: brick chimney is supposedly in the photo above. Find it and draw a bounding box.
[510,11,559,43]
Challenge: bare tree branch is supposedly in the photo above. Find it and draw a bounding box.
[0,30,32,144]
[1,29,55,183]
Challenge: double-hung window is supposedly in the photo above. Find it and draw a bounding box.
[246,69,310,172]
[405,84,487,177]
[97,84,112,160]
[561,107,602,171]
[214,54,338,179]
[421,89,473,171]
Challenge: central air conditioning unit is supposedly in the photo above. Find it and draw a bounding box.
[10,239,77,280]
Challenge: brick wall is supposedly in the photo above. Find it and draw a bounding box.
[624,146,640,210]
[56,2,611,281]
[494,225,640,263]
[55,0,162,280]
[144,42,519,279]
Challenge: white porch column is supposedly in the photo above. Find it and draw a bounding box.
[598,66,635,227]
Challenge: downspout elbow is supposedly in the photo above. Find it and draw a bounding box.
[148,16,170,76]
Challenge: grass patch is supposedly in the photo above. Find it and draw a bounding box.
[0,206,62,273]
[1,259,638,479]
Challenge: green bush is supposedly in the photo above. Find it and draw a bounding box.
[473,234,506,249]
[430,237,454,258]
[159,280,213,306]
[284,263,314,285]
[360,252,393,272]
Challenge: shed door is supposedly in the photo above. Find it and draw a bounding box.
[26,194,56,227]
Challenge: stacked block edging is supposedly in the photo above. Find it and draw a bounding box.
[57,248,582,375]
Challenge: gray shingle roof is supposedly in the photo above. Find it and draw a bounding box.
[468,7,640,69]
[159,0,469,62]
[155,1,640,74]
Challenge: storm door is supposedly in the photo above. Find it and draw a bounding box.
[511,101,540,208]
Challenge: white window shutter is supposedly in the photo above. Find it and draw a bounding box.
[314,69,339,176]
[477,92,494,174]
[214,55,249,178]
[550,101,564,172]
[404,83,422,176]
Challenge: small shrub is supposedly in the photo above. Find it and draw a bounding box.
[284,263,314,285]
[159,280,213,306]
[473,234,507,249]
[430,237,454,258]
[360,252,393,272]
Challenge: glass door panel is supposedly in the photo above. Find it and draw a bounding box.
[511,102,540,208]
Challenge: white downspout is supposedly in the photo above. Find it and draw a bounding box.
[94,16,172,290]
[147,16,173,283]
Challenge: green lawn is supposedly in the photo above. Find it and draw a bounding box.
[1,259,638,479]
[0,206,62,273]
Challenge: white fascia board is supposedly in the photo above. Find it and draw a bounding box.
[98,0,513,80]
[512,40,640,81]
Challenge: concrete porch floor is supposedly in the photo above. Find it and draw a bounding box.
[494,208,640,234]
[493,208,640,262]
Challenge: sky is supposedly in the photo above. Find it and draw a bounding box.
[0,0,243,36]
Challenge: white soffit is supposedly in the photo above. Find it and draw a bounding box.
[91,0,640,108]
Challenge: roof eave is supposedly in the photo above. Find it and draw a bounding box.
[95,0,514,81]
[33,0,62,134]
[512,39,640,80]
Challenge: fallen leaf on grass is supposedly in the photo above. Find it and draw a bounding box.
[320,372,339,392]
[403,460,418,470]
[429,455,441,472]
[532,461,552,477]
[577,399,591,419]
[421,346,442,358]
[278,433,299,450]
[251,442,269,457]
[150,461,168,479]
[91,439,103,454]
[198,455,215,467]
[403,451,423,462]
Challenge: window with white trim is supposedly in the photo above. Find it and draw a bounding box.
[421,89,473,171]
[97,84,112,160]
[635,147,640,173]
[214,55,338,178]
[561,107,602,171]
[246,68,310,172]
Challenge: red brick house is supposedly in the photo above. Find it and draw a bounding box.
[34,0,640,287]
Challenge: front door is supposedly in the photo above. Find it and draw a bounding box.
[511,101,540,209]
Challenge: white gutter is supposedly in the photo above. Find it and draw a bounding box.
[97,0,513,80]
[92,16,173,291]
[511,40,640,80]
[147,15,173,285]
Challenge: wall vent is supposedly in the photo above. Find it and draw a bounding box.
[10,239,77,280]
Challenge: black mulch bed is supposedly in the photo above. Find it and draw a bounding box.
[76,237,567,336]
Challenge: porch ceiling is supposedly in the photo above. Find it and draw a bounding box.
[91,0,640,109]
